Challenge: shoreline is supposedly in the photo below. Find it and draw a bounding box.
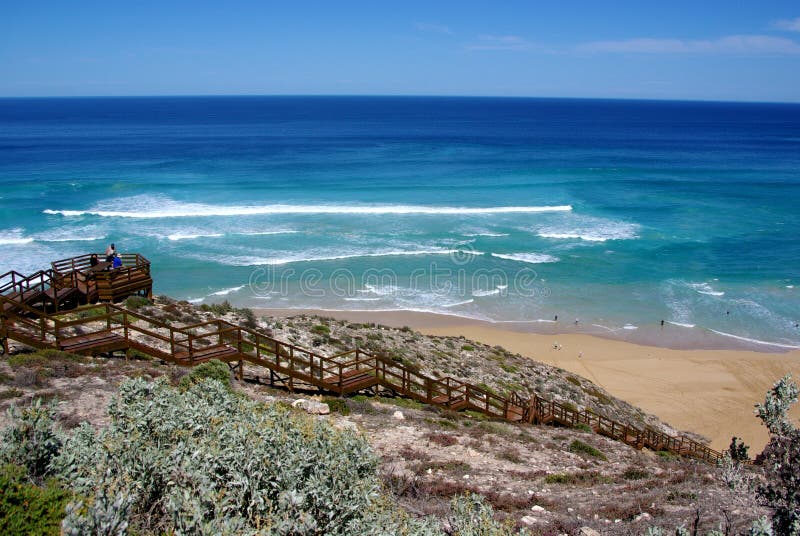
[249,306,797,353]
[254,307,800,451]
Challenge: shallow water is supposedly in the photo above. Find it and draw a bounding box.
[1,96,798,348]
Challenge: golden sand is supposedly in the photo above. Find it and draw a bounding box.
[255,308,799,451]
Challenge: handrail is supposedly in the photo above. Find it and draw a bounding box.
[0,262,724,464]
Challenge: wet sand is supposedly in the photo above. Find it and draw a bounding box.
[255,308,800,451]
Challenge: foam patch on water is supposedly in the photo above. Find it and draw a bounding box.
[204,248,483,267]
[491,252,559,264]
[690,282,725,296]
[708,329,800,350]
[534,214,639,242]
[209,285,246,296]
[167,232,225,241]
[44,194,573,219]
[0,229,34,245]
[472,288,502,297]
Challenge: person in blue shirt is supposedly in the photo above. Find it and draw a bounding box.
[112,254,123,269]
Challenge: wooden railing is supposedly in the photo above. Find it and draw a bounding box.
[0,266,724,464]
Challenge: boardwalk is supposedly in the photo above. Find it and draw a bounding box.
[0,255,723,464]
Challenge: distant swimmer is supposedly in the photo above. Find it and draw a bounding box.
[574,318,579,326]
[554,315,558,322]
[660,319,665,327]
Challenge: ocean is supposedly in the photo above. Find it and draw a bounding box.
[1,96,799,349]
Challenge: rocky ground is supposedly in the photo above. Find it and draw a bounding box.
[0,297,769,534]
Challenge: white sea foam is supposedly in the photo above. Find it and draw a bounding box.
[167,232,225,241]
[491,252,559,264]
[443,299,474,308]
[537,228,637,242]
[623,324,638,330]
[708,329,800,350]
[239,230,300,236]
[44,195,573,219]
[37,235,106,243]
[208,248,482,267]
[462,232,509,237]
[667,321,696,328]
[0,237,34,245]
[690,282,725,296]
[472,288,501,297]
[209,285,245,296]
[344,297,382,302]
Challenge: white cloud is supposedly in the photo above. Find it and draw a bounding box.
[577,34,800,55]
[465,35,537,51]
[414,22,452,35]
[775,17,800,32]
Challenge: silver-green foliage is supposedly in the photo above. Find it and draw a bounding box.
[52,377,409,535]
[754,374,800,535]
[0,398,62,478]
[448,493,524,536]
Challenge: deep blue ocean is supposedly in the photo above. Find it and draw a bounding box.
[1,96,799,348]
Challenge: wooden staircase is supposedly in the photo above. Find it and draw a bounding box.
[0,261,724,465]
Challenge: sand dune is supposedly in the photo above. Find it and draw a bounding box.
[256,308,799,452]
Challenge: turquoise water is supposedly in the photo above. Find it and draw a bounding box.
[1,96,799,348]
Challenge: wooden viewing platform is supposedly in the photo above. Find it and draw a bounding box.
[0,255,724,464]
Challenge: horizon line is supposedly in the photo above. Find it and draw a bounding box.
[0,93,798,106]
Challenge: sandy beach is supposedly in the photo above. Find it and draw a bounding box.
[256,308,800,452]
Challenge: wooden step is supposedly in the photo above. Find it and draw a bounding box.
[321,369,377,392]
[59,330,128,355]
[174,344,239,365]
[505,405,525,422]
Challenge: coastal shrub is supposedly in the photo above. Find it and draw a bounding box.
[200,300,233,315]
[754,374,800,535]
[461,344,475,352]
[448,493,521,535]
[312,323,331,335]
[568,439,607,460]
[544,471,612,486]
[0,463,70,535]
[0,399,63,479]
[235,306,258,330]
[622,467,650,480]
[177,358,231,390]
[123,295,152,310]
[0,388,23,400]
[48,377,425,534]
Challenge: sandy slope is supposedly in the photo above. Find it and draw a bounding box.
[256,308,800,452]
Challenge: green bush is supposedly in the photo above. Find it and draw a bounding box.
[0,464,70,535]
[448,493,519,535]
[568,439,607,460]
[178,359,231,390]
[200,300,234,315]
[0,399,63,478]
[123,295,152,310]
[235,307,258,330]
[312,323,331,335]
[51,378,430,534]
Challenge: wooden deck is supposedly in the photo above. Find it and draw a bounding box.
[0,258,726,464]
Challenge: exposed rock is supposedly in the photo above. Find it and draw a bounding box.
[531,504,546,512]
[292,398,330,415]
[578,528,601,536]
[392,410,405,420]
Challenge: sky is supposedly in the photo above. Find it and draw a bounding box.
[1,1,800,102]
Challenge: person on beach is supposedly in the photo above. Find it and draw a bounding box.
[105,243,116,262]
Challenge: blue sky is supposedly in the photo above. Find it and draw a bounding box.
[2,1,799,101]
